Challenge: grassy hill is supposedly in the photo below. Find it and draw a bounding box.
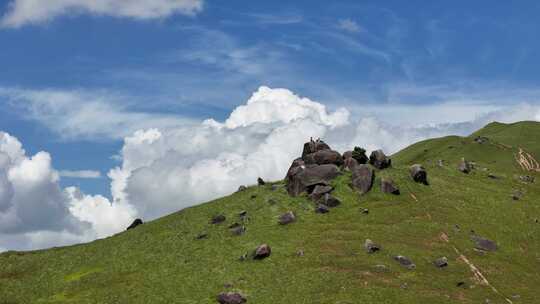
[1,121,539,304]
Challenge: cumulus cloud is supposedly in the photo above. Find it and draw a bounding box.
[59,170,101,179]
[1,0,203,28]
[108,86,540,222]
[0,132,135,251]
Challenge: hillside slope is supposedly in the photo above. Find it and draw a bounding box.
[1,121,539,304]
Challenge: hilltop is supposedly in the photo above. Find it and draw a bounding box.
[1,121,539,304]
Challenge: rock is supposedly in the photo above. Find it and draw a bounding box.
[472,235,498,252]
[308,184,333,201]
[304,150,343,166]
[342,150,353,159]
[231,225,246,236]
[278,211,296,225]
[228,222,241,229]
[437,159,444,167]
[343,157,359,171]
[302,138,331,159]
[372,264,389,272]
[381,178,400,195]
[237,185,247,192]
[394,255,415,269]
[286,164,341,197]
[360,208,369,214]
[369,150,391,169]
[217,292,247,304]
[487,173,498,179]
[257,177,265,186]
[351,164,375,194]
[211,214,226,224]
[434,257,448,268]
[239,253,248,261]
[456,281,466,288]
[296,249,305,257]
[253,244,271,260]
[519,175,535,183]
[474,136,489,144]
[409,164,428,185]
[512,190,523,201]
[196,232,208,240]
[458,158,472,174]
[239,210,248,217]
[351,146,368,164]
[318,193,341,207]
[364,239,380,253]
[126,218,143,230]
[315,204,329,213]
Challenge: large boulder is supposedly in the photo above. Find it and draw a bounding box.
[369,150,391,169]
[286,164,340,197]
[304,150,343,166]
[343,157,358,171]
[381,178,400,195]
[409,164,428,184]
[217,292,247,304]
[351,164,375,194]
[308,184,333,201]
[342,150,353,160]
[302,139,331,159]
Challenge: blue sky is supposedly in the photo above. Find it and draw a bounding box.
[1,0,540,250]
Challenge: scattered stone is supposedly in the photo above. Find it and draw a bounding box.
[211,214,226,224]
[237,185,247,192]
[126,218,143,230]
[304,149,344,166]
[257,177,265,186]
[437,159,444,167]
[231,225,246,236]
[196,232,208,240]
[400,283,408,289]
[318,193,341,208]
[511,294,521,300]
[364,239,380,253]
[394,255,415,269]
[472,235,498,252]
[434,257,448,268]
[315,204,330,214]
[474,136,489,144]
[512,190,523,201]
[351,146,369,164]
[487,173,498,179]
[454,224,461,232]
[361,208,369,214]
[228,222,241,229]
[217,292,247,304]
[253,244,271,260]
[239,210,247,217]
[409,164,428,185]
[372,264,389,272]
[381,178,400,195]
[239,253,248,261]
[278,211,296,225]
[351,164,375,194]
[456,281,466,288]
[296,249,304,257]
[458,158,472,174]
[309,184,333,201]
[519,175,535,183]
[286,164,341,197]
[369,150,391,169]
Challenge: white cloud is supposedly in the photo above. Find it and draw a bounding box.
[0,87,195,140]
[1,0,203,28]
[108,86,540,223]
[338,18,361,33]
[0,131,135,251]
[59,170,102,179]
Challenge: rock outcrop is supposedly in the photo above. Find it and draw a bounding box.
[369,150,391,169]
[126,218,143,230]
[381,178,400,195]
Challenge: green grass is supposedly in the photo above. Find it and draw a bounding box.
[1,121,539,303]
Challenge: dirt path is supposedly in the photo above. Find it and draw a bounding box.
[439,232,513,304]
[515,148,540,172]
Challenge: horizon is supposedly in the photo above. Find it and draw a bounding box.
[1,0,540,251]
